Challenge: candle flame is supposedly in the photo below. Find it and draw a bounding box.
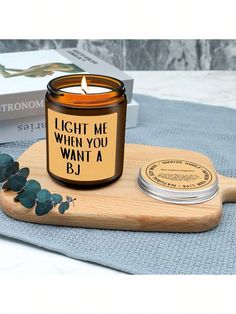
[81,76,88,94]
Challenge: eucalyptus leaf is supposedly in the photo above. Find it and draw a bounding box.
[24,179,41,193]
[1,162,19,182]
[35,200,53,216]
[0,166,8,182]
[18,167,30,179]
[18,191,36,208]
[8,174,27,192]
[36,189,51,202]
[51,193,63,205]
[58,201,70,214]
[0,154,14,167]
[4,163,18,179]
[0,154,15,182]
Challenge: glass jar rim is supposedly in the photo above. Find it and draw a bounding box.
[47,74,126,107]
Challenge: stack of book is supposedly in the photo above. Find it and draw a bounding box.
[0,48,139,144]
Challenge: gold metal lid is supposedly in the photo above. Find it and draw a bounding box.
[138,159,218,204]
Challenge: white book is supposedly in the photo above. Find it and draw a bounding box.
[0,48,135,121]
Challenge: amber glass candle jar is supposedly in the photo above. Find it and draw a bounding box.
[45,74,127,187]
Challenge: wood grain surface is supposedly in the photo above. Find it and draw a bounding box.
[1,140,236,232]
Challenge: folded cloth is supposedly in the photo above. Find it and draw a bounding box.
[0,94,236,274]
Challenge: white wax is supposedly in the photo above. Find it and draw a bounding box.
[61,86,111,94]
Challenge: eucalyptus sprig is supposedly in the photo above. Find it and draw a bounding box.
[0,153,76,216]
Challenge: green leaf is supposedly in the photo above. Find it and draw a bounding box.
[18,191,36,208]
[5,161,19,177]
[58,201,70,214]
[36,189,51,202]
[51,193,63,205]
[1,162,20,183]
[0,155,16,182]
[17,167,30,179]
[0,166,8,182]
[35,200,53,216]
[8,174,27,192]
[24,179,41,193]
[0,154,14,167]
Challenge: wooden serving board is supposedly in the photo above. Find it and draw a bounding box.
[1,140,236,232]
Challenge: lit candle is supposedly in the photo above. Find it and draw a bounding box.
[45,74,127,188]
[61,76,112,94]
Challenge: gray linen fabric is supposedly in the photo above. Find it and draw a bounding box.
[0,94,236,274]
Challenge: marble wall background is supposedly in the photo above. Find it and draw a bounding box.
[0,40,236,70]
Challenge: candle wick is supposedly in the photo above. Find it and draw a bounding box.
[82,88,87,94]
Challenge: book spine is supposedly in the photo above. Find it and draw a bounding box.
[0,90,45,121]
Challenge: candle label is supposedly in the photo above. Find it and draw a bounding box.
[47,109,117,181]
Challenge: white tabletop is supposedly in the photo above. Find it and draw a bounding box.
[131,70,236,109]
[1,70,236,276]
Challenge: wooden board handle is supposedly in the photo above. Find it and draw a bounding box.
[219,175,236,202]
